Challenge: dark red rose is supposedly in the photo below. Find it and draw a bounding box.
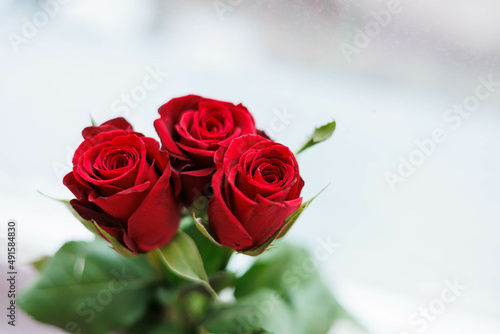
[154,95,258,206]
[63,118,181,253]
[208,134,304,251]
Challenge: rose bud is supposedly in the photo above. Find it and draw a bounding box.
[208,134,304,252]
[154,95,259,206]
[63,118,181,254]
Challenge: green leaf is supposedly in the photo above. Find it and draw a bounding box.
[155,231,218,299]
[19,239,158,334]
[235,243,347,334]
[90,114,97,126]
[129,321,184,334]
[296,120,336,155]
[291,279,347,334]
[202,289,295,334]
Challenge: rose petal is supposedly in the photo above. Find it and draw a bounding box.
[155,95,203,158]
[221,135,269,174]
[73,130,128,165]
[127,165,181,252]
[208,170,253,250]
[89,181,151,221]
[240,194,302,247]
[177,166,216,206]
[82,117,134,140]
[63,172,93,201]
[70,199,124,230]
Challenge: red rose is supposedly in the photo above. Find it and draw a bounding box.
[63,118,181,253]
[208,134,304,251]
[154,95,258,206]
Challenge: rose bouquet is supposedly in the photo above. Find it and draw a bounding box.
[20,95,346,334]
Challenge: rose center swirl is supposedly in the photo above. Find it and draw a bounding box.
[95,148,136,172]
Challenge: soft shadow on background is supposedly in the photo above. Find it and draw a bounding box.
[1,0,499,333]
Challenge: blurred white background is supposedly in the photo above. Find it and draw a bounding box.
[1,0,499,333]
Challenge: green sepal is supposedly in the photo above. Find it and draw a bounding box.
[193,213,222,247]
